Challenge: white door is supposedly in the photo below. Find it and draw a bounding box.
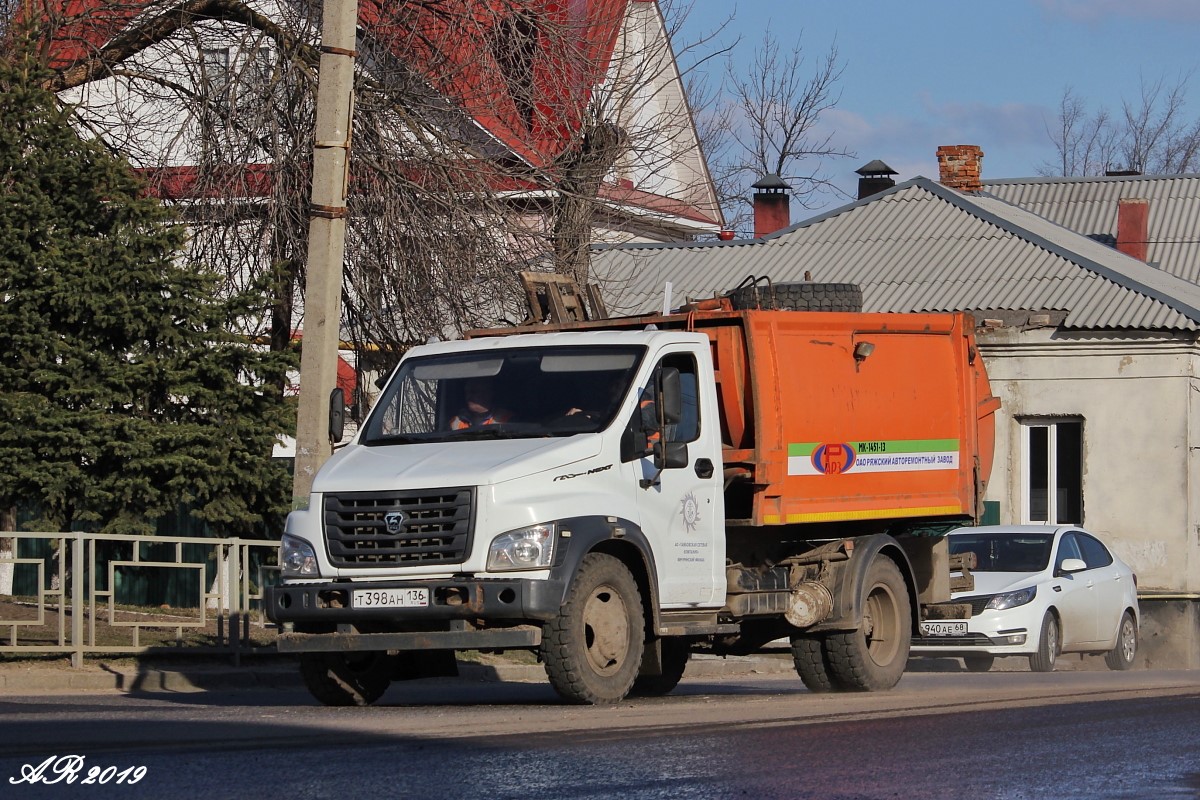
[1076,532,1127,645]
[631,350,725,607]
[1053,532,1102,645]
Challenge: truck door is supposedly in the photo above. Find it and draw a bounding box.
[632,350,725,607]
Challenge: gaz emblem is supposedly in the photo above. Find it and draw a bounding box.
[383,510,407,534]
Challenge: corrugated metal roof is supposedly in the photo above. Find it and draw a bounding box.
[983,174,1200,283]
[590,177,1200,331]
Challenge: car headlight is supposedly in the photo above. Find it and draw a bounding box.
[986,586,1036,610]
[281,533,320,577]
[487,523,557,571]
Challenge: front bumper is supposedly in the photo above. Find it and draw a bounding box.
[266,575,566,627]
[909,629,1031,657]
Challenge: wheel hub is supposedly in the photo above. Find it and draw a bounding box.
[583,586,629,674]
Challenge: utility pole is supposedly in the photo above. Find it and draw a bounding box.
[292,0,359,508]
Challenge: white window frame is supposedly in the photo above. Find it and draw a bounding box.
[1020,417,1083,525]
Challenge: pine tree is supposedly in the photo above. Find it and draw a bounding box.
[0,33,296,537]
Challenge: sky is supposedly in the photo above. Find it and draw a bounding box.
[673,0,1200,214]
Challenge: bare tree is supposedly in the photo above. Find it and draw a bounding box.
[19,0,724,382]
[1041,75,1200,176]
[695,30,852,232]
[1040,87,1118,177]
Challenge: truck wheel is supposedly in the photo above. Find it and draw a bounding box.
[790,633,844,693]
[1104,611,1138,671]
[824,558,912,691]
[728,282,863,312]
[630,637,690,697]
[299,651,394,706]
[541,552,645,705]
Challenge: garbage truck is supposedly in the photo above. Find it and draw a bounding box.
[266,284,999,705]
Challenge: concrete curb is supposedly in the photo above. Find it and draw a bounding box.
[1,651,1112,695]
[0,654,796,695]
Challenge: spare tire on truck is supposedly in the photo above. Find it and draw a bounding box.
[728,282,863,312]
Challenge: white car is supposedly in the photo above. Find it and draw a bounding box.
[910,525,1140,672]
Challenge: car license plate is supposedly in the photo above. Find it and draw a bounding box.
[920,621,967,636]
[351,588,429,609]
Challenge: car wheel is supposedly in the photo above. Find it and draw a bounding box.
[541,553,645,705]
[963,654,995,673]
[1104,611,1138,671]
[1029,612,1059,673]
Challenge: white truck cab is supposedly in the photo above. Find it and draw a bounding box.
[271,330,726,703]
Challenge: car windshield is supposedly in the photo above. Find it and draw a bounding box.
[360,345,644,444]
[948,533,1055,573]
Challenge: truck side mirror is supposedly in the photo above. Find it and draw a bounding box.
[328,387,346,444]
[640,441,689,489]
[656,441,689,470]
[659,367,682,425]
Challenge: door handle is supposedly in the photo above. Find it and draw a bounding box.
[695,458,715,479]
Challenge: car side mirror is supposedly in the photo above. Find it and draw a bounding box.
[1058,557,1087,575]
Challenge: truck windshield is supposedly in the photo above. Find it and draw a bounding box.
[360,345,645,444]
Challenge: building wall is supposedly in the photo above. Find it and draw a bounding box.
[979,328,1200,668]
[979,328,1198,594]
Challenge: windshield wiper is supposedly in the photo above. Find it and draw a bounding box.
[363,434,434,445]
[451,427,522,441]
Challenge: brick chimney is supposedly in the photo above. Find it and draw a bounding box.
[1116,198,1150,261]
[752,173,791,237]
[937,145,984,192]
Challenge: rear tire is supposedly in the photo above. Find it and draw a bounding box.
[727,282,863,312]
[824,558,912,691]
[1104,611,1138,671]
[1029,612,1059,672]
[791,633,844,693]
[630,637,691,696]
[541,553,645,705]
[963,654,995,673]
[299,651,394,707]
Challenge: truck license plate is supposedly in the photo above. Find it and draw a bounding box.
[920,621,967,636]
[351,588,429,609]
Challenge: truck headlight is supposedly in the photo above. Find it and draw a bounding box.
[487,523,557,571]
[281,534,320,577]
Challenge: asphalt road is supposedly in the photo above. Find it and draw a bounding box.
[1,670,1197,799]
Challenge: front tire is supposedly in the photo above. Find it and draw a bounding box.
[1104,611,1138,671]
[1029,612,1059,672]
[541,553,645,704]
[299,651,394,706]
[824,558,912,691]
[963,654,995,673]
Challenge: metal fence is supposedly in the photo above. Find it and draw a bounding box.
[0,531,280,666]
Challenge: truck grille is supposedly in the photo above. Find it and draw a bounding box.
[323,488,475,567]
